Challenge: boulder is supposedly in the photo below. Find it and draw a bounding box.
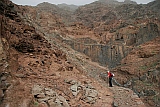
[38,102,48,107]
[45,88,56,96]
[37,96,50,103]
[32,85,70,107]
[37,93,45,98]
[58,96,70,107]
[85,89,98,98]
[32,85,43,95]
[0,89,4,100]
[70,84,79,96]
[143,90,156,96]
[83,85,98,104]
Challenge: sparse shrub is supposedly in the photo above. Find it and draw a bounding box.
[33,101,38,106]
[139,65,148,70]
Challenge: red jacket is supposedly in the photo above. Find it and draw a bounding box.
[108,72,113,78]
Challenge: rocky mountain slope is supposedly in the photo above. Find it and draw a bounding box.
[0,0,115,107]
[0,0,160,107]
[73,1,160,67]
[147,0,160,15]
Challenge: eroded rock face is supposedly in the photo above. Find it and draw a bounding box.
[64,22,159,68]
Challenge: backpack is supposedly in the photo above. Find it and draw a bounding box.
[111,73,114,77]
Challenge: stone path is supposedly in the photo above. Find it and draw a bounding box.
[110,86,146,107]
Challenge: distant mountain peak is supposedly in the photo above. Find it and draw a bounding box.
[98,0,137,4]
[124,0,137,4]
[37,2,57,7]
[57,3,79,11]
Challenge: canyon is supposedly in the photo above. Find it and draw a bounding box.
[0,0,160,107]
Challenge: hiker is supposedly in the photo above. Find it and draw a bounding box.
[107,71,114,87]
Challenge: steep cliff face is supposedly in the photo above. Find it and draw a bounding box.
[65,22,159,68]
